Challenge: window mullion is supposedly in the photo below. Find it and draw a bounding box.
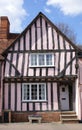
[45,84,46,101]
[37,84,39,100]
[52,54,54,65]
[45,54,46,66]
[30,54,31,66]
[30,84,31,100]
[37,54,38,66]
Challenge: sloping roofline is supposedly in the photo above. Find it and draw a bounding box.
[2,12,82,55]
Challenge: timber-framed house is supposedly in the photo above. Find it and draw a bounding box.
[0,12,82,123]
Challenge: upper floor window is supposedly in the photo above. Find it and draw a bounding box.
[30,53,54,67]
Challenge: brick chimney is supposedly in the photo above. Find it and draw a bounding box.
[0,16,10,39]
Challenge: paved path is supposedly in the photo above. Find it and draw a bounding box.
[0,122,82,130]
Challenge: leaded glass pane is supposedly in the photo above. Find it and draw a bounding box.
[39,84,45,100]
[31,84,37,100]
[31,54,37,66]
[24,85,30,100]
[39,54,45,66]
[46,54,52,65]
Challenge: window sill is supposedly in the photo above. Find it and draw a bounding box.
[29,66,55,68]
[22,100,47,103]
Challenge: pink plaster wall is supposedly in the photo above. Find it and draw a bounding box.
[53,30,58,49]
[35,103,40,111]
[14,41,18,50]
[31,24,35,50]
[55,53,59,75]
[36,18,41,50]
[0,63,4,114]
[42,103,47,111]
[60,52,65,72]
[11,83,15,111]
[72,52,76,75]
[5,61,10,77]
[48,24,53,50]
[24,53,28,76]
[5,53,11,77]
[20,36,24,50]
[48,83,51,110]
[11,67,15,76]
[12,53,17,66]
[59,35,64,49]
[4,84,8,109]
[17,83,21,111]
[65,41,70,49]
[79,59,82,84]
[11,53,17,76]
[17,53,23,74]
[48,68,54,76]
[28,68,34,76]
[36,68,40,76]
[22,103,27,111]
[42,68,46,76]
[42,18,47,49]
[66,52,70,75]
[29,103,33,111]
[25,31,30,50]
[53,83,58,110]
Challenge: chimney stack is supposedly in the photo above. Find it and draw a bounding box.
[0,16,10,39]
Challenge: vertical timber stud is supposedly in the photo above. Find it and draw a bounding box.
[8,83,11,110]
[57,83,61,111]
[75,78,79,116]
[63,38,67,75]
[45,21,49,50]
[35,21,37,50]
[57,34,61,74]
[70,45,73,75]
[75,51,79,74]
[21,83,22,111]
[40,16,43,50]
[51,83,53,110]
[15,83,17,111]
[46,83,48,111]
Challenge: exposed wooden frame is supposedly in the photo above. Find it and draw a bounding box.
[3,75,77,83]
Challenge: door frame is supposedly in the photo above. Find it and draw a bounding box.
[58,83,73,111]
[59,85,69,110]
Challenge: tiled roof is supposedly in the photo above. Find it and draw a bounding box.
[0,33,19,60]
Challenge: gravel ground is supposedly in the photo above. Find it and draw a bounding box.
[0,122,82,130]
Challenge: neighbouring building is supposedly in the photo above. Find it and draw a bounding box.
[0,12,82,123]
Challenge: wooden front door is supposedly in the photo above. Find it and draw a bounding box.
[60,85,69,110]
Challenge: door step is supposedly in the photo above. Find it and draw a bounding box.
[60,111,78,123]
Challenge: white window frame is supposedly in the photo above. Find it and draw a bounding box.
[29,53,54,67]
[22,83,46,102]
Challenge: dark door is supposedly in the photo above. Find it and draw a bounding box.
[4,112,9,123]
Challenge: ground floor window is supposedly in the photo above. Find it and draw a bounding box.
[22,83,46,102]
